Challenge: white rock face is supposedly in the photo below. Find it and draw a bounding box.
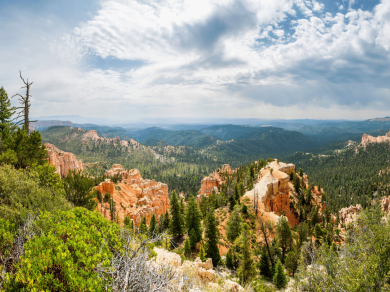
[224,279,244,291]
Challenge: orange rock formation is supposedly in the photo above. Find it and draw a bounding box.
[45,143,84,177]
[96,165,169,225]
[198,164,231,198]
[243,160,324,227]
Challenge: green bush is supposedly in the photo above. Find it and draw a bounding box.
[4,208,122,291]
[0,164,70,223]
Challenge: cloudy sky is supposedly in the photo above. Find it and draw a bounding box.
[1,0,390,123]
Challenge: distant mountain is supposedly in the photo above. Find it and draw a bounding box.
[132,127,220,148]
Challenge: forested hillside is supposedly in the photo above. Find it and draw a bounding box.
[287,143,390,212]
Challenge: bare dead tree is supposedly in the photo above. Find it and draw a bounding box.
[258,214,275,271]
[0,214,37,289]
[97,229,198,291]
[253,187,259,216]
[11,71,37,134]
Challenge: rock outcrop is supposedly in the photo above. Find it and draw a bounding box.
[339,204,362,225]
[362,131,390,146]
[381,196,390,212]
[198,164,232,198]
[45,143,83,177]
[154,247,217,287]
[243,160,324,227]
[96,165,169,224]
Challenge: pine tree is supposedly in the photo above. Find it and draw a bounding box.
[226,248,234,269]
[237,223,256,284]
[258,245,272,278]
[0,86,15,132]
[238,182,246,197]
[63,171,97,211]
[189,228,197,249]
[229,194,236,211]
[273,259,288,289]
[226,205,243,243]
[149,213,157,236]
[234,183,240,201]
[170,191,184,237]
[139,217,147,234]
[204,211,220,266]
[163,210,170,230]
[276,216,292,262]
[185,194,202,242]
[285,250,298,276]
[198,243,206,262]
[184,238,191,256]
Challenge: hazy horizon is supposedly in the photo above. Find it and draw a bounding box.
[2,0,390,120]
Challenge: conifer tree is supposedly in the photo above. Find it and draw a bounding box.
[0,86,15,132]
[285,250,298,276]
[189,228,197,249]
[238,182,246,197]
[273,259,288,289]
[204,211,220,266]
[234,183,240,201]
[149,213,157,236]
[170,191,184,237]
[276,216,292,262]
[229,194,236,211]
[163,210,170,230]
[139,217,147,234]
[184,238,191,256]
[226,205,243,243]
[185,194,203,241]
[198,243,206,262]
[158,214,165,233]
[258,245,272,278]
[226,248,234,269]
[237,223,256,284]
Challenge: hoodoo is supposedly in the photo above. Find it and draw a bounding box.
[96,164,170,225]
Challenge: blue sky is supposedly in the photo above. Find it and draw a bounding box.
[1,0,390,122]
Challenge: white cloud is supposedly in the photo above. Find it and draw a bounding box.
[2,0,390,121]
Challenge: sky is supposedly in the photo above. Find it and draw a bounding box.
[1,0,390,123]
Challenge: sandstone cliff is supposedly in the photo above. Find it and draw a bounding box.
[96,165,169,225]
[45,143,84,177]
[243,160,324,227]
[198,164,232,198]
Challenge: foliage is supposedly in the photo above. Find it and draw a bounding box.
[204,211,220,267]
[0,127,48,169]
[185,194,202,242]
[184,238,191,256]
[294,206,390,291]
[198,243,206,262]
[0,86,15,131]
[3,208,122,291]
[0,164,69,223]
[258,245,272,279]
[170,191,184,237]
[189,228,197,249]
[149,213,157,236]
[285,250,298,276]
[63,170,97,211]
[236,223,257,284]
[273,259,288,289]
[226,205,243,243]
[276,216,292,262]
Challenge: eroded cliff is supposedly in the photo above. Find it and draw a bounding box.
[45,143,84,177]
[96,164,170,225]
